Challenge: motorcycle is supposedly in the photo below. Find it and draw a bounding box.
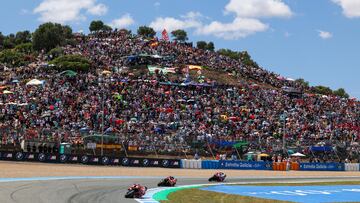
[125,185,147,198]
[157,177,177,187]
[208,173,226,182]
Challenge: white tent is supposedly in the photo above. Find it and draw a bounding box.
[26,79,44,86]
[290,152,306,157]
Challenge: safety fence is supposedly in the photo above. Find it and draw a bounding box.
[181,159,360,172]
[0,151,181,168]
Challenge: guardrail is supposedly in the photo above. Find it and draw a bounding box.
[0,151,181,168]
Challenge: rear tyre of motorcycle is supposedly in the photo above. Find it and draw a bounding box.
[125,190,135,198]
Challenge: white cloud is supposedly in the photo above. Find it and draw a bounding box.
[108,14,135,29]
[318,30,333,39]
[148,0,293,40]
[20,9,30,15]
[196,17,268,40]
[87,3,108,16]
[34,0,108,24]
[332,0,360,18]
[225,0,293,18]
[150,11,202,32]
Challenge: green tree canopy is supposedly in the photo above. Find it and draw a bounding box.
[312,86,333,95]
[196,41,207,50]
[47,47,64,60]
[239,51,258,67]
[89,20,112,32]
[32,22,73,52]
[3,34,16,49]
[14,42,33,54]
[137,26,156,38]
[15,30,32,45]
[0,49,28,67]
[333,88,349,98]
[197,41,215,51]
[206,42,215,51]
[295,78,310,88]
[50,54,91,72]
[171,29,188,42]
[217,49,241,60]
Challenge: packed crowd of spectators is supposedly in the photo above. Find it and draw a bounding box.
[0,30,359,161]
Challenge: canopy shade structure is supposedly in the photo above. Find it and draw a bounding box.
[3,90,14,94]
[290,152,306,157]
[26,79,44,86]
[60,70,77,77]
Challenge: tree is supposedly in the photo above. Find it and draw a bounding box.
[32,22,73,52]
[206,42,215,51]
[295,78,310,88]
[14,43,33,54]
[240,51,258,67]
[333,88,349,98]
[3,34,16,49]
[47,47,64,60]
[89,20,104,32]
[312,86,333,95]
[197,41,207,50]
[50,54,91,71]
[217,49,240,60]
[89,20,112,32]
[0,32,4,50]
[137,26,156,38]
[171,29,188,42]
[0,49,28,67]
[15,30,32,45]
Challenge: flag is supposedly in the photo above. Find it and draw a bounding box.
[162,29,169,41]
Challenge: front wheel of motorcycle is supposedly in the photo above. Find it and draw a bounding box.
[125,190,135,198]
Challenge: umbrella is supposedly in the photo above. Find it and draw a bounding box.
[3,90,14,94]
[290,152,306,157]
[26,79,44,86]
[101,70,112,75]
[60,70,77,77]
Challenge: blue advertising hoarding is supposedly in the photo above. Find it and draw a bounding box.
[219,160,272,170]
[299,162,344,171]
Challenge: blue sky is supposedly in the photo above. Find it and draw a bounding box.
[0,0,359,98]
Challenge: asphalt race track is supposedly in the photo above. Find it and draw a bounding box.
[1,176,360,203]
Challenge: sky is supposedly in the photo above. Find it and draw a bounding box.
[0,0,359,98]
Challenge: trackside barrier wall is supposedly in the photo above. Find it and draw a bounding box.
[0,151,181,168]
[201,160,219,169]
[299,162,345,171]
[345,163,360,171]
[181,159,202,169]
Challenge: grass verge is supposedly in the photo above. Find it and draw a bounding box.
[159,181,360,203]
[160,188,292,203]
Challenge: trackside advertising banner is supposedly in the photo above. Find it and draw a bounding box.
[299,162,345,171]
[219,160,272,170]
[0,151,181,168]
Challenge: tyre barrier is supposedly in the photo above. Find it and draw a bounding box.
[181,159,202,169]
[0,151,181,168]
[345,163,360,171]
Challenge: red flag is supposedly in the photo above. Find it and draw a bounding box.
[162,29,169,41]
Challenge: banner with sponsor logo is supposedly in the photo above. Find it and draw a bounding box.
[218,160,272,170]
[0,151,181,168]
[299,162,345,171]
